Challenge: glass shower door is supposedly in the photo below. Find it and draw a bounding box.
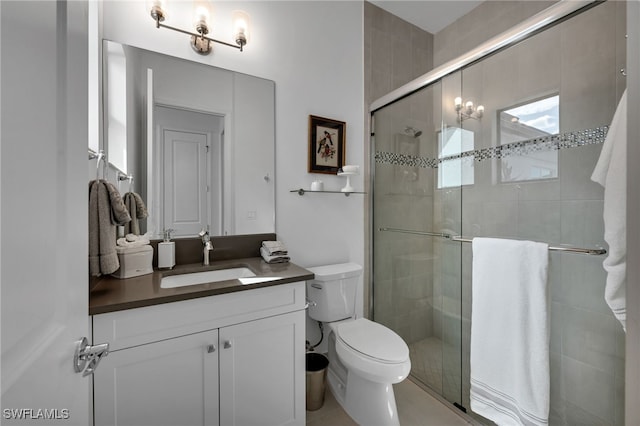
[372,71,464,408]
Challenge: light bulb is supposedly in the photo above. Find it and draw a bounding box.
[233,10,250,48]
[476,105,484,117]
[465,101,474,113]
[193,2,211,34]
[148,0,167,22]
[454,97,462,110]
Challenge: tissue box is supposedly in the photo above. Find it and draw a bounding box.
[111,245,154,279]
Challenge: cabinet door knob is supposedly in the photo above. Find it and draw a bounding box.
[224,341,232,349]
[207,344,216,353]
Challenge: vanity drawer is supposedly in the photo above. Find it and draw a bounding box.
[93,281,305,351]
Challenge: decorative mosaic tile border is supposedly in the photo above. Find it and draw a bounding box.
[375,126,609,169]
[374,151,439,168]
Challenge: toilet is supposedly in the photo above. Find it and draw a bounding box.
[306,263,411,426]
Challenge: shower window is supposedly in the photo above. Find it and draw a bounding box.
[498,94,560,182]
[437,126,474,189]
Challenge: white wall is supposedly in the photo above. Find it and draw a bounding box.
[101,1,366,316]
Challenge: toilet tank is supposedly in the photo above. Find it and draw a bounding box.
[306,263,362,322]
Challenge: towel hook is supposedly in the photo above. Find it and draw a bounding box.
[94,150,106,181]
[117,172,134,193]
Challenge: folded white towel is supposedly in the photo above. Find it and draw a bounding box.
[262,240,288,256]
[591,90,627,331]
[260,246,290,264]
[116,236,150,248]
[471,238,550,426]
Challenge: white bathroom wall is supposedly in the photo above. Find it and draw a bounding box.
[101,2,366,317]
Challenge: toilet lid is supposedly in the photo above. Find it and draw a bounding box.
[336,318,409,363]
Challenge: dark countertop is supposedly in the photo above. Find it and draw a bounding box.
[89,257,314,315]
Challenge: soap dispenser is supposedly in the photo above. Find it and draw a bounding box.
[158,229,176,269]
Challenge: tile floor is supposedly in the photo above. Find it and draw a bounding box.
[306,378,474,426]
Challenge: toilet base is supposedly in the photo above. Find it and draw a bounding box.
[327,367,400,426]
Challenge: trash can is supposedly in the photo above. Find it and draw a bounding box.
[306,352,329,411]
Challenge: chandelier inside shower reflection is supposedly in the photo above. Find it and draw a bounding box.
[455,97,484,122]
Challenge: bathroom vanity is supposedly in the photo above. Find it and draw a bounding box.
[89,242,312,426]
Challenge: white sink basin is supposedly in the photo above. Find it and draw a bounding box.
[161,267,257,289]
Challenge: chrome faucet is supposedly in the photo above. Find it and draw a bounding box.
[199,227,213,266]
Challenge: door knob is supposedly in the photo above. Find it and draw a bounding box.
[224,341,232,349]
[207,344,216,353]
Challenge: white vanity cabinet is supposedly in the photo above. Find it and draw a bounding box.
[93,329,220,426]
[92,282,306,426]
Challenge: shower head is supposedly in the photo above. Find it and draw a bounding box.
[404,126,422,138]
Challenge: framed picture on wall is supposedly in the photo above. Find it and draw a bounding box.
[308,115,345,174]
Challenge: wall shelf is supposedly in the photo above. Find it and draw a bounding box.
[290,189,366,197]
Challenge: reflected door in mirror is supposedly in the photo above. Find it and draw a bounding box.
[157,106,224,237]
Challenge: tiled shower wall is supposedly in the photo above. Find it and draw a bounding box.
[372,1,627,424]
[365,1,433,320]
[372,81,439,345]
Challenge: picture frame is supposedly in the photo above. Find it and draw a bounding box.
[308,115,346,174]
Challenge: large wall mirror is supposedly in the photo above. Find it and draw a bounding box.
[103,40,275,239]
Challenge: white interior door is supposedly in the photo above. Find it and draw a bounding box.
[155,106,224,237]
[163,130,209,237]
[1,1,90,424]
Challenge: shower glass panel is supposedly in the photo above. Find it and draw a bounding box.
[372,1,625,424]
[372,72,464,406]
[458,3,626,423]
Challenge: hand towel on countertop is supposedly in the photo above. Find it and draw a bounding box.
[591,90,627,331]
[471,237,550,426]
[260,246,290,264]
[89,180,121,276]
[123,192,148,236]
[262,240,288,256]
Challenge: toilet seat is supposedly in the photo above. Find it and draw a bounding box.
[337,318,409,363]
[334,318,411,384]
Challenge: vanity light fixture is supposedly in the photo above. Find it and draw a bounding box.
[149,0,249,55]
[454,96,484,122]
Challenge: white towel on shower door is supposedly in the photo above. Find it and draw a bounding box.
[591,90,627,331]
[470,238,550,426]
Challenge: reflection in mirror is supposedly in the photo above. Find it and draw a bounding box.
[104,41,128,174]
[499,94,559,182]
[438,126,474,188]
[155,106,224,237]
[103,40,275,239]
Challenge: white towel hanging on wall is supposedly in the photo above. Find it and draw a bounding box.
[591,90,627,331]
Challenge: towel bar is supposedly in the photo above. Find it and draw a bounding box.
[378,227,607,255]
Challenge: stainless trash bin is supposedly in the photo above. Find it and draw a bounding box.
[306,352,329,411]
